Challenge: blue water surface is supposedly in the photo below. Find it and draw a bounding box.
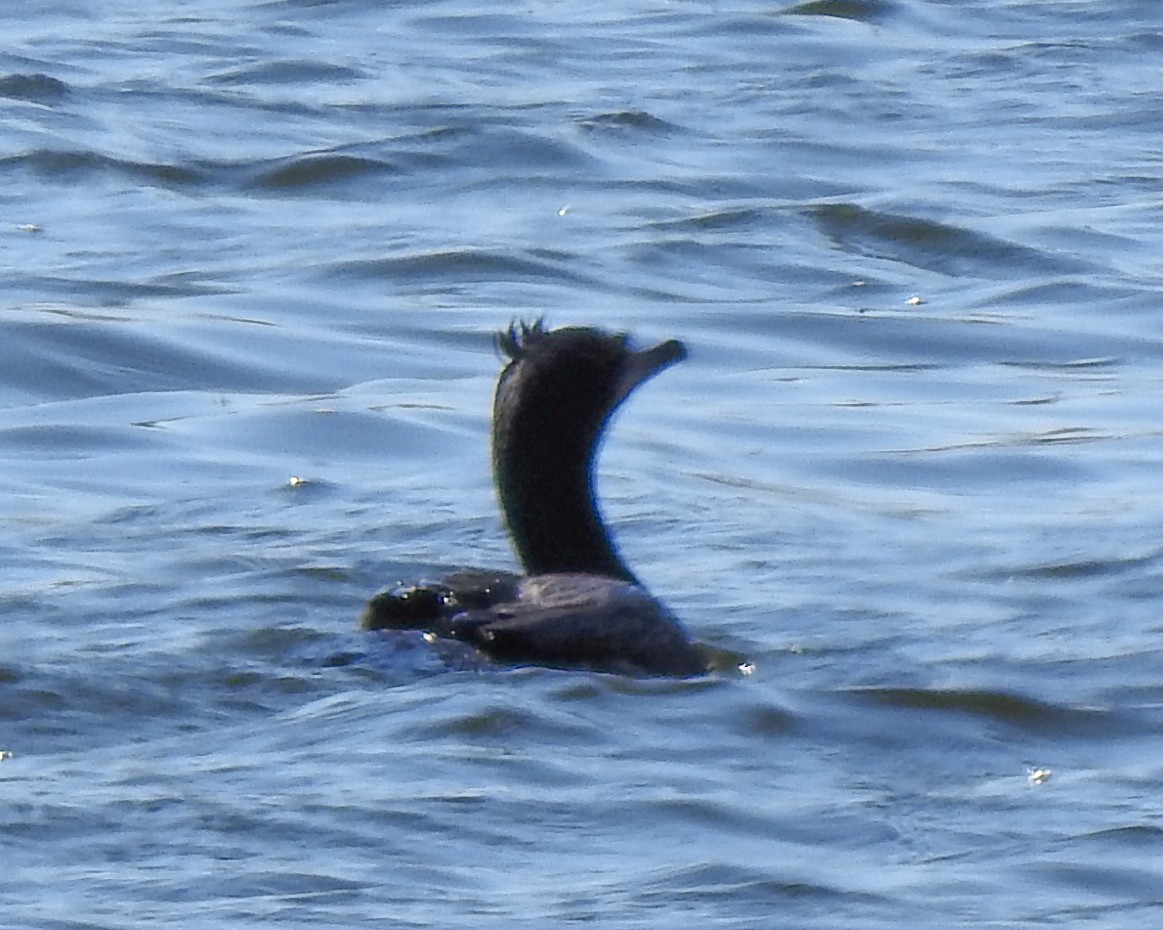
[3,1,1163,927]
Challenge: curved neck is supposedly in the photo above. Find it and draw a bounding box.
[492,404,636,584]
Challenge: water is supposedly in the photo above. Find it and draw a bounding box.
[4,1,1163,926]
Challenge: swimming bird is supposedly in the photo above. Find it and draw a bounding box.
[361,320,706,677]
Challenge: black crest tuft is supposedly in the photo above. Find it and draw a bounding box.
[496,317,547,360]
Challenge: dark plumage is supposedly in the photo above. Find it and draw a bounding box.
[362,320,705,677]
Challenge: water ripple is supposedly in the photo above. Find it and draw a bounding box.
[848,687,1132,736]
[0,72,70,104]
[809,203,1092,278]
